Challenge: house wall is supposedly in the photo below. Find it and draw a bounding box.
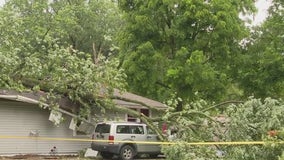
[0,100,90,155]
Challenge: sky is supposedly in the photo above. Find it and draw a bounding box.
[0,0,4,6]
[250,0,272,25]
[0,0,272,26]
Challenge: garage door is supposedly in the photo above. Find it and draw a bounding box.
[0,100,89,155]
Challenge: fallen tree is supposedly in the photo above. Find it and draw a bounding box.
[0,40,170,140]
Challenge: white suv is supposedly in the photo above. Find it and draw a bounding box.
[91,122,161,160]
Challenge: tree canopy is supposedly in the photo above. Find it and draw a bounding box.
[0,0,127,118]
[118,0,256,110]
[0,0,284,159]
[235,0,284,98]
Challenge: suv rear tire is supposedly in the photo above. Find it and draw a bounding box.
[100,151,113,159]
[119,145,135,160]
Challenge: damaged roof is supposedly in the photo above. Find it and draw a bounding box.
[0,89,167,110]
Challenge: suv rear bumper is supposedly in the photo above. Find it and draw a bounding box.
[91,143,120,154]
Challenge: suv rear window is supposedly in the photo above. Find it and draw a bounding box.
[95,124,110,133]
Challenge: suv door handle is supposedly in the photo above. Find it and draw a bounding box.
[131,136,136,138]
[147,136,152,138]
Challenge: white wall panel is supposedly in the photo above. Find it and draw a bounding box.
[0,100,90,155]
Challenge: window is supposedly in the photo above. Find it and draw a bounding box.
[140,109,149,116]
[95,124,111,133]
[131,126,144,134]
[147,126,156,134]
[117,125,144,134]
[127,114,137,122]
[117,125,130,134]
[127,108,150,122]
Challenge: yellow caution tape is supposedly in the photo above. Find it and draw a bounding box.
[0,135,283,145]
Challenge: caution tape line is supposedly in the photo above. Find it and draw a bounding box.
[0,135,283,145]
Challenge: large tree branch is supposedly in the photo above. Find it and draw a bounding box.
[202,100,244,112]
[111,95,164,112]
[149,110,217,124]
[96,99,167,141]
[155,81,171,89]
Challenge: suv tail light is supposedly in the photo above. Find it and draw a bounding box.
[108,135,114,144]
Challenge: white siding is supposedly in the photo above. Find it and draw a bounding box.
[0,100,90,155]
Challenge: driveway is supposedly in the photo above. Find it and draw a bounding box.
[0,155,165,160]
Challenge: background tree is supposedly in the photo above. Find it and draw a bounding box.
[0,0,167,138]
[50,0,123,58]
[1,0,122,58]
[118,0,255,110]
[161,1,284,158]
[1,1,284,159]
[234,0,284,99]
[0,0,125,119]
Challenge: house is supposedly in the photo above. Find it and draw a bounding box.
[0,89,167,155]
[100,89,167,122]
